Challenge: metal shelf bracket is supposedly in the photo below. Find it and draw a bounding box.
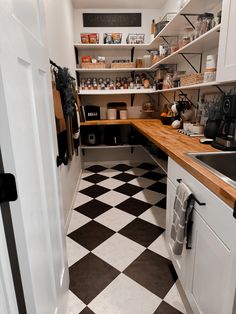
[180,14,201,30]
[179,53,202,73]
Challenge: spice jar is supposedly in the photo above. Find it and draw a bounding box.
[195,13,215,38]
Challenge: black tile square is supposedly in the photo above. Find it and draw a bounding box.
[154,301,183,314]
[137,163,157,170]
[79,307,95,314]
[124,249,177,299]
[83,174,107,184]
[113,173,137,182]
[74,199,112,219]
[85,165,107,173]
[148,182,167,195]
[69,253,119,304]
[156,197,166,209]
[116,198,151,216]
[68,220,115,251]
[112,164,133,172]
[79,185,109,198]
[142,171,166,181]
[114,183,143,196]
[119,218,164,247]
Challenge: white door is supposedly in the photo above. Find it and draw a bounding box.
[216,0,236,82]
[0,1,69,314]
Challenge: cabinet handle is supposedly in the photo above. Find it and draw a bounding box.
[176,178,206,206]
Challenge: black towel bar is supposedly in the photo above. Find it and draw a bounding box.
[176,178,206,206]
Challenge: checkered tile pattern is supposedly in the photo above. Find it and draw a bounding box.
[65,163,188,314]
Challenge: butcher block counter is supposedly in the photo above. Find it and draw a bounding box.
[131,119,236,209]
[81,118,236,208]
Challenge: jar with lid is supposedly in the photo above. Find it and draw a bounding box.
[179,27,194,48]
[195,13,215,38]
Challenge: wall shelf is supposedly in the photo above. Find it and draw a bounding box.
[78,88,155,95]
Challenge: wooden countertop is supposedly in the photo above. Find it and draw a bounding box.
[81,118,236,208]
[131,119,236,209]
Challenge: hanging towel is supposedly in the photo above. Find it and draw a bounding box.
[171,182,195,255]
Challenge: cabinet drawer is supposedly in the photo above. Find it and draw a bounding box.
[167,158,236,249]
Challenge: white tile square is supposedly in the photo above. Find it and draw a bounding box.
[93,233,145,271]
[66,237,89,267]
[97,178,124,190]
[97,190,129,207]
[139,206,166,229]
[65,290,85,314]
[148,232,170,260]
[73,192,92,208]
[67,211,91,234]
[164,280,188,313]
[95,208,135,232]
[81,170,93,178]
[133,189,165,205]
[89,273,162,314]
[126,168,149,177]
[78,179,93,191]
[99,168,122,178]
[129,177,155,189]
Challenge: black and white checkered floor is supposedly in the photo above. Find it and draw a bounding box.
[66,163,189,314]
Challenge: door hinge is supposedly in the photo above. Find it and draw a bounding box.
[0,174,18,203]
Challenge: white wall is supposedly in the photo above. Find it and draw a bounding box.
[74,8,162,44]
[43,0,82,225]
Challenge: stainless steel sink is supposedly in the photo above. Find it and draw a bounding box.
[187,152,236,188]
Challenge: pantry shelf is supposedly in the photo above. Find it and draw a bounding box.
[78,88,156,95]
[76,67,150,73]
[149,23,221,70]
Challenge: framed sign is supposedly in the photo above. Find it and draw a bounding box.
[83,13,142,27]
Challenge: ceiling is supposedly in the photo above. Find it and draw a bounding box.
[72,0,166,9]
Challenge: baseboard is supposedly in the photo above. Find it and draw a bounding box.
[65,168,82,233]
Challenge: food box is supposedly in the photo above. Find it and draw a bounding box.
[126,34,145,44]
[80,33,99,44]
[103,33,122,44]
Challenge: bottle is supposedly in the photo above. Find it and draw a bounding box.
[151,19,155,41]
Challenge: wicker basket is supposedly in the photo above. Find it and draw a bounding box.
[180,73,204,86]
[81,63,106,69]
[111,62,135,68]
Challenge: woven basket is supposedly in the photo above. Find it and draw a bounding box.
[81,63,106,69]
[180,73,204,86]
[111,62,135,68]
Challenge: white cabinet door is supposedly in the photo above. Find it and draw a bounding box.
[190,211,234,314]
[216,0,236,82]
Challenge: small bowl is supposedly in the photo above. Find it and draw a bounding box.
[160,116,175,125]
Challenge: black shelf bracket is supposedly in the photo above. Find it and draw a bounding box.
[214,85,225,94]
[131,146,134,154]
[74,46,79,67]
[82,148,85,156]
[180,14,200,29]
[178,90,196,107]
[179,53,202,73]
[131,93,135,106]
[131,47,135,62]
[160,36,178,45]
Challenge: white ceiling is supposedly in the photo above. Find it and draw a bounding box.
[72,0,166,9]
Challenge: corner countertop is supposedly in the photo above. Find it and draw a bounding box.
[130,119,236,209]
